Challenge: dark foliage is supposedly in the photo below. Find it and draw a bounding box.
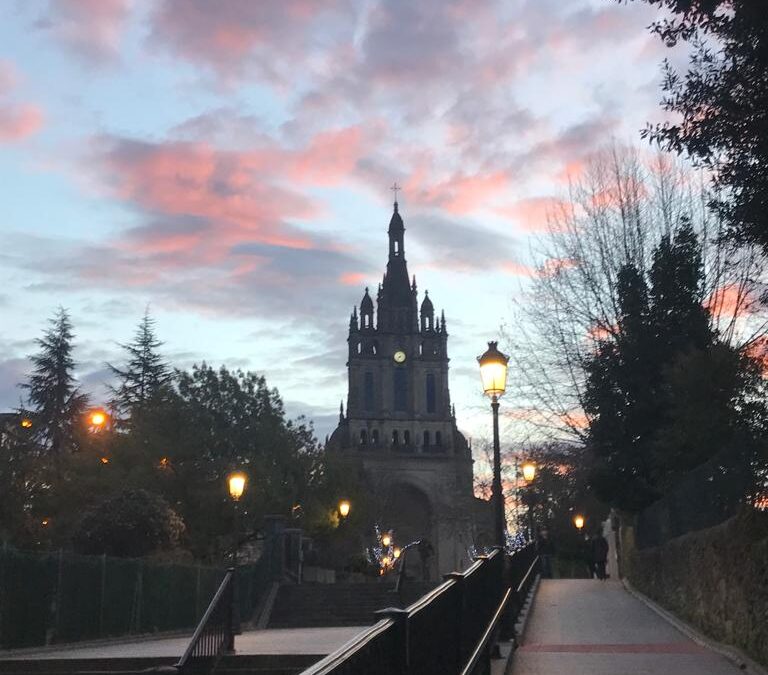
[72,488,185,557]
[626,0,768,250]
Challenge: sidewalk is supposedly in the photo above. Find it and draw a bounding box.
[1,626,368,660]
[509,579,740,675]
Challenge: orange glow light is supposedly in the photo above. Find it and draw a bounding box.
[41,518,50,527]
[20,418,33,429]
[89,410,107,427]
[100,457,110,464]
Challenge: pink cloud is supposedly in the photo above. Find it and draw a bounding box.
[705,284,757,320]
[496,196,569,232]
[501,261,535,277]
[289,127,363,186]
[0,104,44,142]
[406,170,511,215]
[339,272,368,286]
[39,0,130,62]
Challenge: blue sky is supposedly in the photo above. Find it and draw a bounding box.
[0,0,675,442]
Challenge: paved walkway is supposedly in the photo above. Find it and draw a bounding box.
[1,626,368,660]
[510,580,741,675]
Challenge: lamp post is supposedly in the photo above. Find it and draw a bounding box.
[478,341,509,548]
[227,471,247,645]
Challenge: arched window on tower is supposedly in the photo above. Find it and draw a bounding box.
[423,430,430,448]
[392,430,399,446]
[364,372,374,411]
[435,431,442,447]
[359,429,368,446]
[394,369,407,412]
[426,373,436,413]
[404,430,411,446]
[372,429,380,445]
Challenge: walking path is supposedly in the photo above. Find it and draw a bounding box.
[510,579,741,675]
[1,626,368,660]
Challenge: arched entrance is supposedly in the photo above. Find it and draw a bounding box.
[381,482,435,580]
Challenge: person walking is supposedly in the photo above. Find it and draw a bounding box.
[537,528,556,578]
[590,532,609,580]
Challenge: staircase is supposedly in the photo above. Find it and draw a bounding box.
[0,654,321,675]
[267,581,438,628]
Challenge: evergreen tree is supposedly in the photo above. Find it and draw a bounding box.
[22,307,89,457]
[627,0,768,250]
[108,310,171,422]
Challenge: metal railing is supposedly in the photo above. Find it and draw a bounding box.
[174,568,234,675]
[299,544,538,675]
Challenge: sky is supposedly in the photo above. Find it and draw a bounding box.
[0,0,677,443]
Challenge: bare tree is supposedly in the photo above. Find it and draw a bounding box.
[505,145,768,441]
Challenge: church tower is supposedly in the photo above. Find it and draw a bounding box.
[327,198,480,575]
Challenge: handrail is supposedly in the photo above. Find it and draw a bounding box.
[298,618,395,675]
[459,587,512,675]
[516,554,539,594]
[174,568,234,674]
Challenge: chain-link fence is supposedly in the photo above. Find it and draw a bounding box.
[0,545,266,650]
[635,441,766,549]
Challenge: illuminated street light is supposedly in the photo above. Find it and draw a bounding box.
[478,340,510,548]
[574,514,585,530]
[522,462,537,484]
[393,547,401,559]
[20,418,33,429]
[381,531,392,548]
[228,471,247,501]
[338,499,351,519]
[89,410,108,428]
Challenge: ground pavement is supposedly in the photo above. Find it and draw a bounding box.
[1,626,368,660]
[510,579,742,675]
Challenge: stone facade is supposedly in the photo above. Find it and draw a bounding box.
[327,202,488,576]
[623,508,768,667]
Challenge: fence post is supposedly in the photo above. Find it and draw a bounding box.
[374,607,410,673]
[195,565,202,620]
[444,572,466,670]
[99,554,107,638]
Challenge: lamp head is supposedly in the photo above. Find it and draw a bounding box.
[477,341,509,398]
[522,461,537,483]
[338,499,351,518]
[574,514,585,530]
[381,532,392,548]
[228,471,247,501]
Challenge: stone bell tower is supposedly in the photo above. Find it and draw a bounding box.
[327,198,481,575]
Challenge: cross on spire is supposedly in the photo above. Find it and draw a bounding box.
[390,182,401,204]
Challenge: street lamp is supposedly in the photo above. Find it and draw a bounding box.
[573,514,585,531]
[338,499,351,520]
[478,341,509,548]
[227,471,247,645]
[522,462,536,484]
[521,460,537,539]
[381,531,392,548]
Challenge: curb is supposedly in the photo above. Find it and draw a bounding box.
[499,575,541,675]
[622,578,768,675]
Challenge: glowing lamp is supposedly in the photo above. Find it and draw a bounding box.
[381,532,392,548]
[477,341,509,398]
[381,556,391,567]
[41,518,50,527]
[20,418,33,429]
[89,410,107,427]
[522,462,537,483]
[228,471,247,501]
[338,499,351,518]
[574,514,585,530]
[393,547,401,559]
[100,457,110,465]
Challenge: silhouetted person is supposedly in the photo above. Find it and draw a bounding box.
[537,528,556,578]
[591,533,609,580]
[418,539,434,581]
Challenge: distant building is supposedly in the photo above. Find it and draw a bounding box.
[327,200,492,576]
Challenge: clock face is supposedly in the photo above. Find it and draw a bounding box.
[393,350,407,363]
